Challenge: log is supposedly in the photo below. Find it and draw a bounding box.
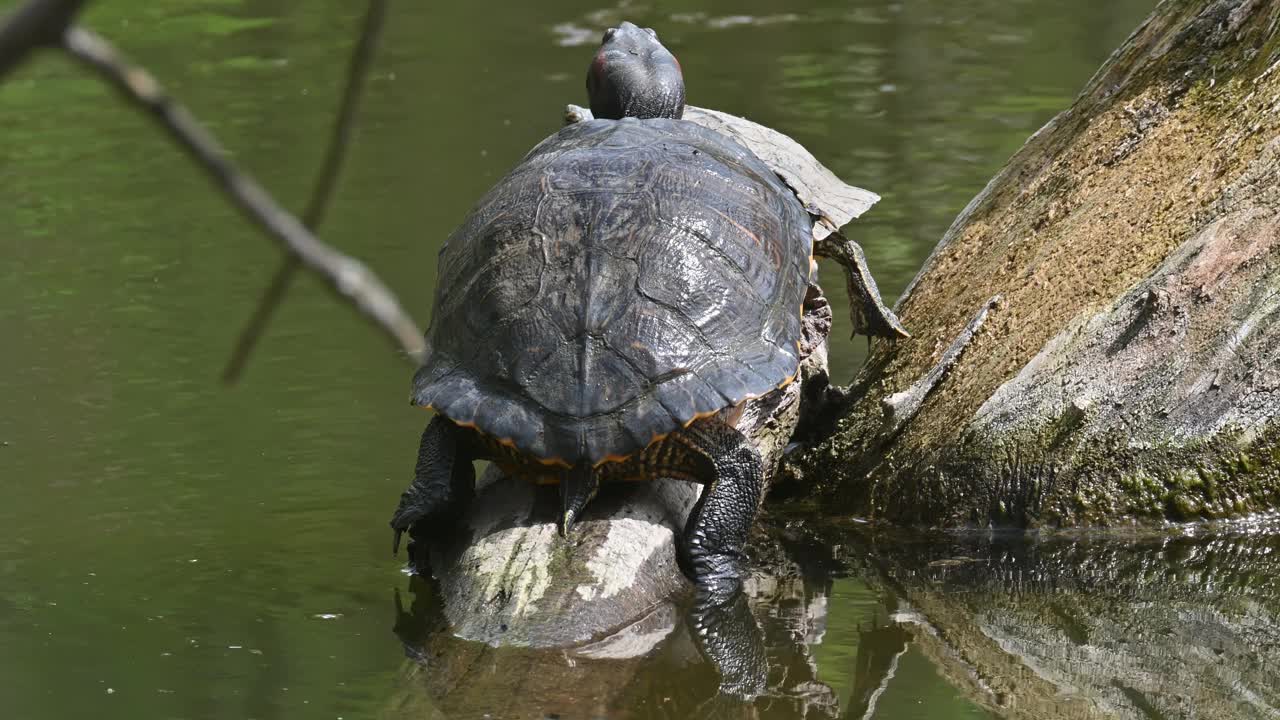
[788,0,1280,526]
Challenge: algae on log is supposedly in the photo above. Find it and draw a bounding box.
[790,0,1280,526]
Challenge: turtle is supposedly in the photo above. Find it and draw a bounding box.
[563,26,908,344]
[389,24,902,606]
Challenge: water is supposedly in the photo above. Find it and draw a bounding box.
[13,0,1270,718]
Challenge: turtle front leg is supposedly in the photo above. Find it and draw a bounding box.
[389,415,476,569]
[814,230,910,340]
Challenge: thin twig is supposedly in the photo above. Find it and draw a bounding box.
[881,295,1001,435]
[222,0,391,383]
[62,25,426,364]
[0,0,88,79]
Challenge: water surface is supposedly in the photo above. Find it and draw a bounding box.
[2,0,1232,718]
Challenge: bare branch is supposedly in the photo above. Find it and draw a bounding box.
[223,0,391,382]
[0,0,88,78]
[61,24,426,365]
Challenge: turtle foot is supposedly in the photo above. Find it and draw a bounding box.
[391,416,476,566]
[389,491,458,576]
[815,231,909,340]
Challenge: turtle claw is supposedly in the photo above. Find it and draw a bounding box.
[815,231,909,341]
[390,497,443,573]
[390,493,426,556]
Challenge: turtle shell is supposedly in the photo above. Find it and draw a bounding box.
[413,118,813,466]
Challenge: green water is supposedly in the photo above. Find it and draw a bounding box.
[8,0,1256,718]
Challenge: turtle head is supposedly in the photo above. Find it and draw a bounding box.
[587,22,685,120]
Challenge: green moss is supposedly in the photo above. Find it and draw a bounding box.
[543,537,575,579]
[840,421,1280,527]
[1181,77,1252,119]
[1250,27,1280,76]
[1181,79,1218,111]
[1239,453,1259,474]
[1171,468,1203,491]
[1169,493,1201,520]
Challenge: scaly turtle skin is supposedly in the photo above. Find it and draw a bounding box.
[391,23,810,611]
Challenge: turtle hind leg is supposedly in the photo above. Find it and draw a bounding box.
[815,230,910,340]
[390,415,476,567]
[677,418,764,599]
[675,417,768,697]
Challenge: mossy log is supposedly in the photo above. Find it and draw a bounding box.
[788,0,1280,526]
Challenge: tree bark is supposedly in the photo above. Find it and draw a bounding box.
[787,0,1280,526]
